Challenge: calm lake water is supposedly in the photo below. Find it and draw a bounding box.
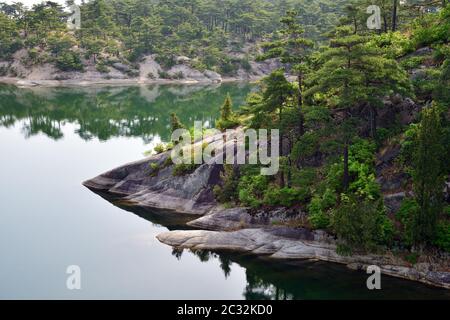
[0,83,449,300]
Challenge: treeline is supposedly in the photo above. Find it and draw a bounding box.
[0,0,351,75]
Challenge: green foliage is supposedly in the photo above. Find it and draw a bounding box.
[411,105,446,246]
[96,63,109,73]
[263,186,309,207]
[332,197,394,253]
[216,94,240,131]
[47,33,76,55]
[405,252,419,265]
[238,175,268,208]
[148,162,160,177]
[444,206,450,217]
[214,165,240,204]
[369,32,414,59]
[55,51,83,71]
[308,188,336,229]
[400,56,425,70]
[433,221,450,252]
[173,163,198,177]
[291,167,317,188]
[153,143,167,154]
[410,6,450,48]
[396,198,419,247]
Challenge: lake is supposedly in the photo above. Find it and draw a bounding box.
[0,83,448,299]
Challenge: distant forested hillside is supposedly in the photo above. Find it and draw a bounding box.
[0,0,352,75]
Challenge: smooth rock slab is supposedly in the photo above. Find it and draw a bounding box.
[156,228,450,289]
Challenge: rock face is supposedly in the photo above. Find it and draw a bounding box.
[83,130,239,215]
[0,51,273,86]
[83,151,221,215]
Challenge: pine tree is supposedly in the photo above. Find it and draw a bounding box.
[258,10,313,135]
[220,94,233,121]
[306,26,410,189]
[412,105,446,247]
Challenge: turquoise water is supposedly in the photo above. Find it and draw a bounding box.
[0,83,448,299]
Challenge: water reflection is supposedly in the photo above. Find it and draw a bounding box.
[0,83,254,143]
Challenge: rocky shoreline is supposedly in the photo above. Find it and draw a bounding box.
[83,130,450,290]
[0,75,263,88]
[0,52,279,88]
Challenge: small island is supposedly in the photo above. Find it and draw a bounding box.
[82,2,450,290]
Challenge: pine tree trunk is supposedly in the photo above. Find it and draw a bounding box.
[392,0,398,31]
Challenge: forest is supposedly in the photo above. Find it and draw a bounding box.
[0,0,353,75]
[1,0,449,256]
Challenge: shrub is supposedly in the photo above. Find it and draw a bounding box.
[433,221,450,252]
[263,186,309,207]
[148,163,160,177]
[444,206,450,217]
[240,57,252,72]
[154,143,166,154]
[155,54,176,69]
[238,188,262,208]
[173,163,198,176]
[96,63,109,73]
[396,198,418,246]
[158,70,171,79]
[369,31,414,58]
[237,175,268,208]
[308,188,336,229]
[400,56,425,70]
[215,165,240,204]
[332,197,394,253]
[55,51,83,71]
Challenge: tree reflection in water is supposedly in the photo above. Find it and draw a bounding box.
[0,83,254,143]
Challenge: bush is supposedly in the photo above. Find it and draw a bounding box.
[96,63,109,73]
[433,221,450,252]
[263,186,309,208]
[153,143,167,154]
[148,163,160,177]
[155,54,176,69]
[308,188,336,229]
[216,118,240,131]
[237,175,268,208]
[240,57,252,72]
[173,163,198,176]
[370,31,414,58]
[444,206,450,217]
[401,56,425,70]
[396,198,418,246]
[158,70,171,79]
[332,197,394,253]
[55,51,83,71]
[215,165,240,204]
